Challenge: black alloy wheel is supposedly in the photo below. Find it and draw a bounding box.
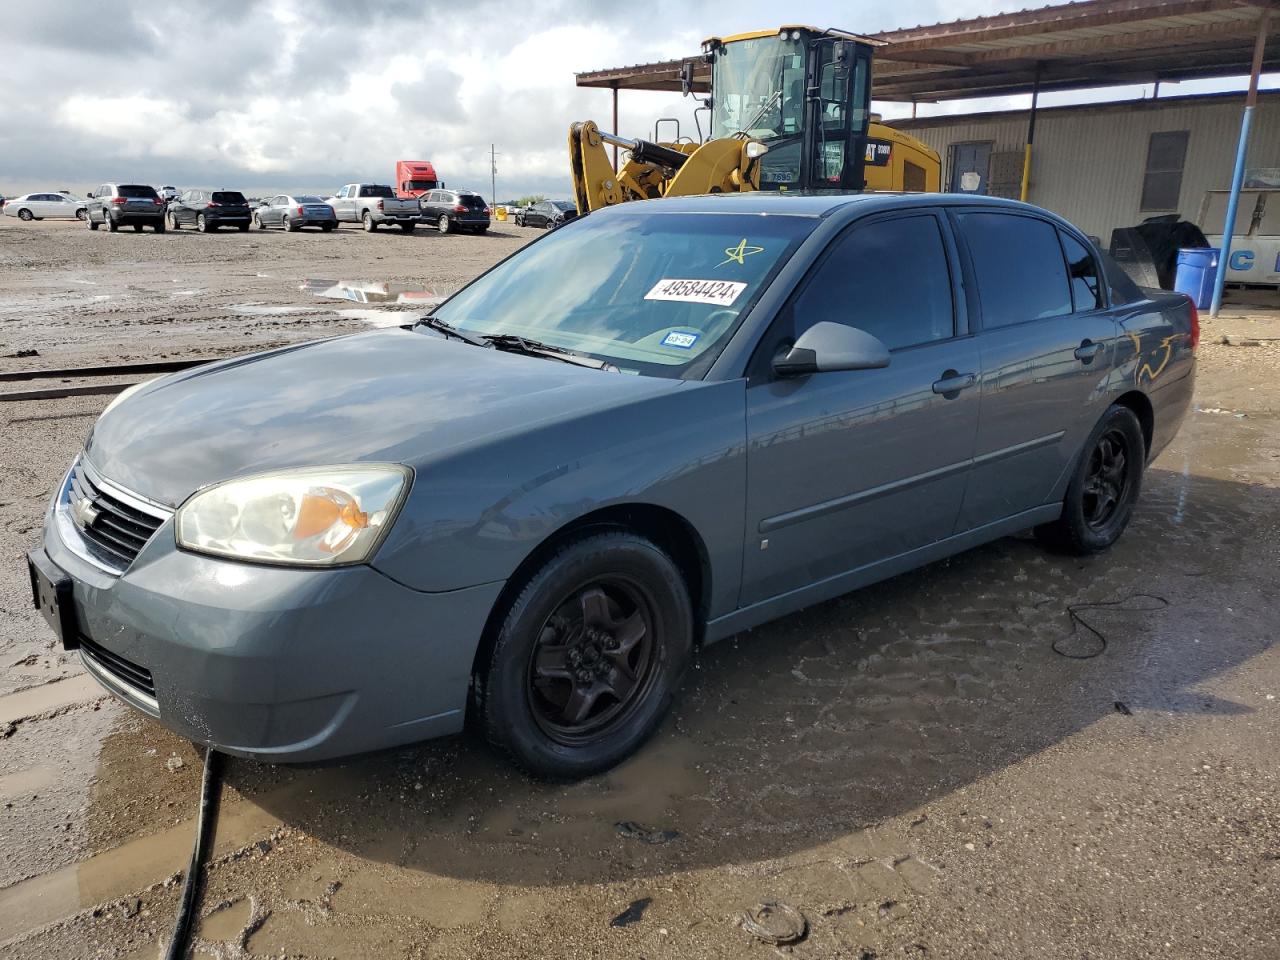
[1082,429,1130,531]
[527,579,658,745]
[1036,404,1145,554]
[476,531,693,779]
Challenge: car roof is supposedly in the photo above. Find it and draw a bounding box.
[588,191,1065,221]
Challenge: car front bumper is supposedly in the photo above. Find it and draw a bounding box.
[33,468,503,763]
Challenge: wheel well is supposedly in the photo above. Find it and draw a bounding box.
[1113,390,1154,455]
[470,504,712,680]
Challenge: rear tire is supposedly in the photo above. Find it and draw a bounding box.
[475,530,693,780]
[437,214,451,234]
[362,211,377,232]
[196,214,212,233]
[154,220,165,233]
[321,223,335,232]
[105,214,118,232]
[237,223,249,232]
[1035,404,1145,555]
[286,217,300,232]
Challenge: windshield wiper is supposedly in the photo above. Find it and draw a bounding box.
[411,315,488,346]
[483,334,618,372]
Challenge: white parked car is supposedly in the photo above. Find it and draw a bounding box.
[3,192,87,221]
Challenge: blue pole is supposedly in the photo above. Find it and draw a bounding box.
[1209,105,1254,317]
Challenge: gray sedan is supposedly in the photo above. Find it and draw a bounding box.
[253,194,338,231]
[29,192,1196,779]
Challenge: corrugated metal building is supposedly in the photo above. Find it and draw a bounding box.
[885,90,1280,244]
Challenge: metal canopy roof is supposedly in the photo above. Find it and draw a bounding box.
[574,0,1279,102]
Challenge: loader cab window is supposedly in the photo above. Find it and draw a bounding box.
[710,34,806,143]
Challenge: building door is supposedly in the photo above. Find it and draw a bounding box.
[949,142,992,195]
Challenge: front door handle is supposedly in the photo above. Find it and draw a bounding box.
[932,370,977,397]
[1074,339,1104,363]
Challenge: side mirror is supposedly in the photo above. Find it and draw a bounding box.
[773,321,890,377]
[86,192,94,199]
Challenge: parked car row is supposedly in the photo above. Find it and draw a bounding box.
[4,179,583,236]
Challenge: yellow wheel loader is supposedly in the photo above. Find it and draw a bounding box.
[569,26,941,214]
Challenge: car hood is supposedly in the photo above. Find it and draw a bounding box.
[85,329,684,507]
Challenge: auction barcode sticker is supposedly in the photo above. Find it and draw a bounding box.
[644,278,747,307]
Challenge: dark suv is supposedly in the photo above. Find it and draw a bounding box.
[419,189,490,234]
[86,183,166,232]
[166,190,252,232]
[517,199,578,230]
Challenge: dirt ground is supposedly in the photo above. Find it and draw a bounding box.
[1,217,1278,959]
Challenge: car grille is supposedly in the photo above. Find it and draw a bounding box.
[68,461,167,568]
[80,634,156,701]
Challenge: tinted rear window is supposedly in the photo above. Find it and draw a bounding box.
[954,211,1073,328]
[119,185,158,198]
[295,196,325,204]
[458,195,487,210]
[212,192,246,204]
[359,185,395,198]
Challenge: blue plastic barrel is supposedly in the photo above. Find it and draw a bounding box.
[1174,247,1220,309]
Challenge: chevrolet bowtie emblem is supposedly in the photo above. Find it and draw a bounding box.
[71,496,100,529]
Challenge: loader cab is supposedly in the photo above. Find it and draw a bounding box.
[704,26,874,193]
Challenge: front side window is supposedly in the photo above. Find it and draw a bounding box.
[954,211,1072,329]
[1060,231,1102,311]
[431,212,812,378]
[791,214,955,351]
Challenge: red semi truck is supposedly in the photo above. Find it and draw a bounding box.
[396,160,440,199]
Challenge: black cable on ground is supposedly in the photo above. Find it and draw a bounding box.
[1039,593,1170,659]
[163,747,223,960]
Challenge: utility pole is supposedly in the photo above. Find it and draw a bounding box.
[489,144,499,209]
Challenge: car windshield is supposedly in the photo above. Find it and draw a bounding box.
[295,196,325,204]
[431,210,812,378]
[406,179,437,190]
[119,185,158,198]
[212,192,246,204]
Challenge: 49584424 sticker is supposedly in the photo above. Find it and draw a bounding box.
[644,278,747,307]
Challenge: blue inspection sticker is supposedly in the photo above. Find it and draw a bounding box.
[661,331,700,349]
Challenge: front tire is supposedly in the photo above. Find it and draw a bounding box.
[167,211,180,230]
[476,531,693,780]
[1036,404,1145,555]
[17,209,33,221]
[76,209,87,221]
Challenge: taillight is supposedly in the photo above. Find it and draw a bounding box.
[206,202,220,208]
[297,206,304,216]
[376,199,384,211]
[111,197,127,204]
[454,204,467,213]
[1186,296,1200,351]
[482,207,490,214]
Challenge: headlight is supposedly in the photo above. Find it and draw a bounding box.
[100,379,155,418]
[176,464,411,566]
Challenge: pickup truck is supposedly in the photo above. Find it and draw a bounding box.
[328,184,421,232]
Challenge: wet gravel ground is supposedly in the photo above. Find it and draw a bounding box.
[1,219,1278,959]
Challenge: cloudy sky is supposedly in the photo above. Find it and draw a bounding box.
[0,0,1273,201]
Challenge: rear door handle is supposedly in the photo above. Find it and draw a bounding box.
[932,371,977,397]
[1074,340,1104,363]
